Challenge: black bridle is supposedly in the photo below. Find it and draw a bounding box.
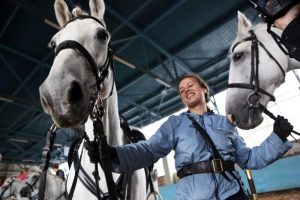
[38,15,117,200]
[55,15,114,94]
[21,173,40,198]
[228,30,285,108]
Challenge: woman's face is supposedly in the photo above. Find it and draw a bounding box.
[178,77,207,108]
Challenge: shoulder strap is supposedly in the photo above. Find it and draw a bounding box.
[187,115,222,160]
[187,115,235,182]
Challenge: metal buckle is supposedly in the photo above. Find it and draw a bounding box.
[212,159,223,173]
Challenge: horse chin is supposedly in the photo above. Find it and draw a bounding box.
[51,105,89,128]
[236,110,264,130]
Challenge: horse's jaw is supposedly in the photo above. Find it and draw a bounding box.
[51,108,89,128]
[226,94,265,130]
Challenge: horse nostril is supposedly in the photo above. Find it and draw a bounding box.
[227,113,236,125]
[40,92,52,114]
[41,96,48,108]
[68,81,83,103]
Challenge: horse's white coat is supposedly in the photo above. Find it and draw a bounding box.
[23,171,66,200]
[225,12,300,129]
[39,0,158,199]
[0,177,25,200]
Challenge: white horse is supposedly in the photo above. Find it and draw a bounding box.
[39,0,157,199]
[19,171,66,200]
[225,11,300,129]
[0,177,26,200]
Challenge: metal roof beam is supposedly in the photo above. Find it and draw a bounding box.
[111,35,140,46]
[0,6,19,39]
[7,140,25,152]
[106,3,193,75]
[0,54,36,99]
[0,43,51,69]
[8,0,60,29]
[0,52,51,114]
[0,94,41,111]
[129,94,181,125]
[2,147,40,159]
[7,108,43,132]
[116,3,247,97]
[121,87,176,117]
[110,0,152,36]
[0,128,46,142]
[118,95,160,119]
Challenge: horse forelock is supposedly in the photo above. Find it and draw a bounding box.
[71,6,106,28]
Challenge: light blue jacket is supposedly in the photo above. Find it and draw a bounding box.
[113,111,292,200]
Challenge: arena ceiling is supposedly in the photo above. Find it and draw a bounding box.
[0,0,261,164]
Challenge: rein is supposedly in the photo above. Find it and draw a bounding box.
[38,124,58,200]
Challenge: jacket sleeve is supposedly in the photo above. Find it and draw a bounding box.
[233,130,292,169]
[112,120,175,173]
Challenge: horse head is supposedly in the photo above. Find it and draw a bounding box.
[19,171,40,198]
[225,11,293,129]
[39,0,112,128]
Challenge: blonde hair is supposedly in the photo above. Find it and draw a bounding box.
[177,74,210,103]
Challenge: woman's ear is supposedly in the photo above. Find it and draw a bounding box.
[203,88,209,102]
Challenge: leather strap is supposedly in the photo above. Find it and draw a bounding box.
[187,115,223,160]
[177,161,235,179]
[186,115,232,181]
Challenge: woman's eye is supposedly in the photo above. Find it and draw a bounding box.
[232,52,244,62]
[97,30,109,41]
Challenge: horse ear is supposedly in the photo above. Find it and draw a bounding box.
[89,0,105,20]
[237,11,252,34]
[54,0,72,28]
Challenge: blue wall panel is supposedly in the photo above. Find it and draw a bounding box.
[239,154,300,193]
[159,155,300,198]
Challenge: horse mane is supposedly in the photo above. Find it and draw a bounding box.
[72,6,87,17]
[46,171,65,183]
[70,6,106,27]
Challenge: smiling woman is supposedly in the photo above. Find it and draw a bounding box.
[107,73,295,200]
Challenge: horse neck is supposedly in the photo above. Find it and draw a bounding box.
[46,173,65,195]
[102,86,125,146]
[257,24,300,71]
[288,57,300,71]
[12,180,23,195]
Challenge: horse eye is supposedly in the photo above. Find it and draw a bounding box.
[48,41,56,49]
[97,30,109,41]
[232,52,244,62]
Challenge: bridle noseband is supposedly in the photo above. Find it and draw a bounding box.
[228,30,286,108]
